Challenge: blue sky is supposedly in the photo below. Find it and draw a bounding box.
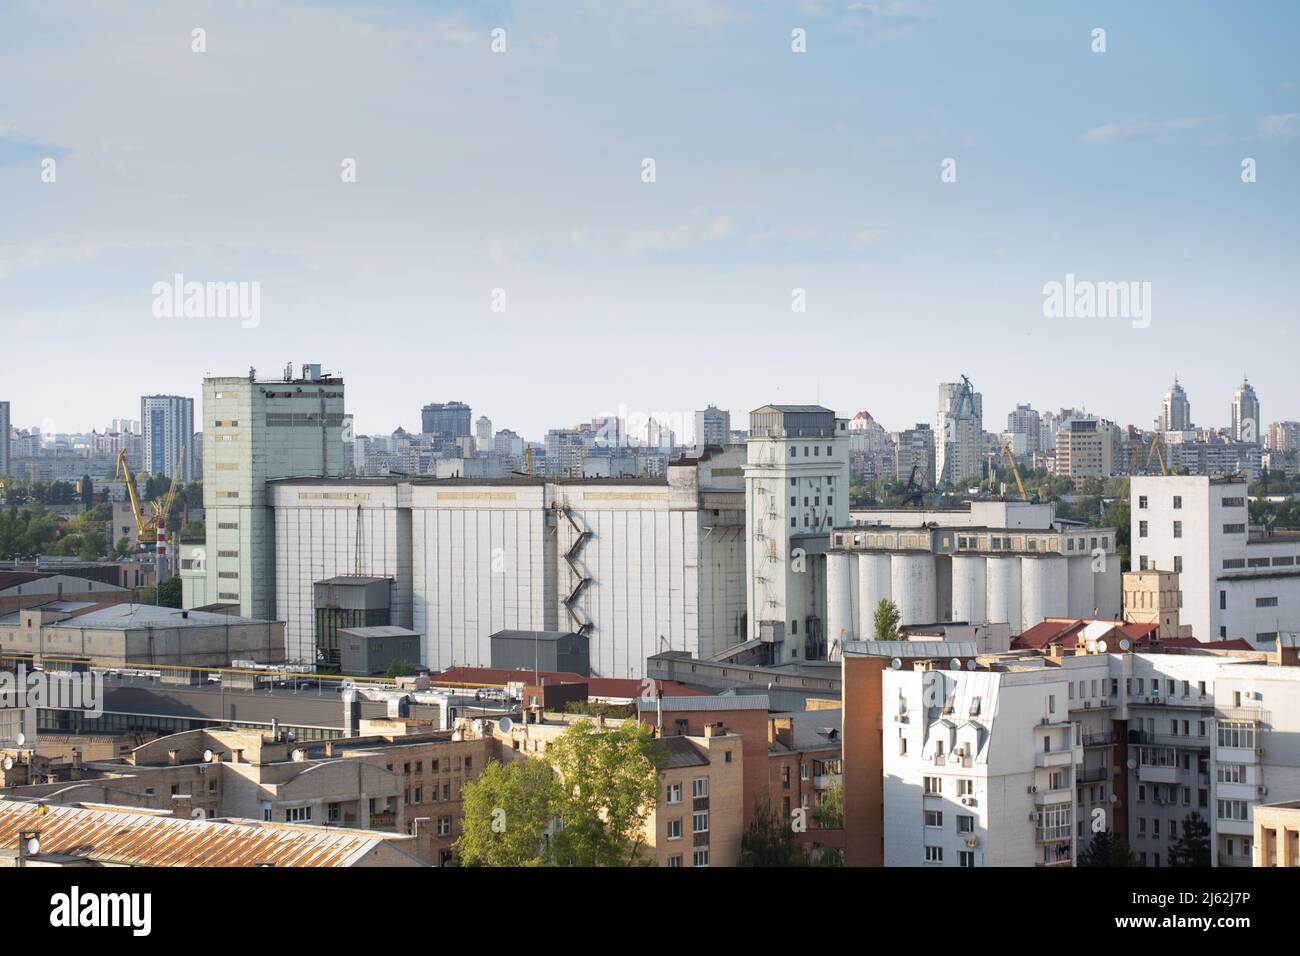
[1,0,1296,440]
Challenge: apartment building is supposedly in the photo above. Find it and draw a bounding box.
[1054,418,1117,479]
[644,727,744,868]
[767,709,842,834]
[1132,476,1300,646]
[1253,801,1300,866]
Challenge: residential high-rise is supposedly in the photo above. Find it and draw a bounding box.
[420,401,471,439]
[1054,418,1118,479]
[744,405,849,661]
[894,423,935,483]
[199,364,346,626]
[1267,422,1300,455]
[935,380,983,488]
[474,415,492,446]
[0,401,10,477]
[140,395,195,480]
[1231,377,1261,444]
[694,405,731,450]
[1006,404,1041,456]
[1161,378,1192,432]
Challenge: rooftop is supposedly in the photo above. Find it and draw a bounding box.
[636,694,770,713]
[0,800,420,867]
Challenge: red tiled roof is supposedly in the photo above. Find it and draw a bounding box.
[1012,619,1089,650]
[1157,637,1255,651]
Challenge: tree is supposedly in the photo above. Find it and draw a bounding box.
[1078,830,1140,867]
[385,660,418,678]
[1097,498,1131,573]
[811,782,843,829]
[80,475,94,509]
[156,576,183,608]
[739,802,808,867]
[456,758,563,867]
[1168,811,1211,867]
[544,718,665,866]
[873,598,901,641]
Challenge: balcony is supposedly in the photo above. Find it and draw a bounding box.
[1082,732,1117,748]
[1035,824,1072,844]
[1035,749,1073,769]
[1077,767,1110,784]
[813,774,843,791]
[1136,764,1183,785]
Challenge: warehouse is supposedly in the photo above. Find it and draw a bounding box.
[826,500,1120,642]
[269,448,747,678]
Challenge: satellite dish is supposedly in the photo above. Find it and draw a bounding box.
[15,733,25,747]
[191,808,205,819]
[1119,639,1131,651]
[966,660,977,671]
[203,749,214,763]
[2,757,12,771]
[498,716,514,734]
[1097,640,1108,654]
[890,658,903,670]
[292,749,306,763]
[949,658,962,671]
[26,837,39,856]
[1126,758,1137,770]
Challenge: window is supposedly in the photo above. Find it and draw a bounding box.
[1217,800,1249,822]
[438,817,452,836]
[959,851,975,868]
[1138,521,1148,538]
[1217,722,1256,749]
[1223,523,1245,534]
[667,819,682,840]
[285,805,312,822]
[1138,496,1148,509]
[693,848,710,867]
[924,776,941,795]
[1217,764,1246,784]
[924,846,943,863]
[1220,591,1227,610]
[957,815,975,833]
[1173,495,1182,509]
[693,812,709,834]
[1174,556,1183,573]
[1257,597,1278,608]
[957,779,974,796]
[666,782,682,804]
[925,810,944,828]
[667,855,683,868]
[692,777,709,798]
[1173,521,1182,539]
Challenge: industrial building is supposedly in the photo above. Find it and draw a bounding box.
[826,499,1121,643]
[198,364,348,620]
[1132,475,1300,646]
[743,405,850,663]
[268,447,748,677]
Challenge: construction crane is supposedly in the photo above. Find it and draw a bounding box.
[116,443,186,578]
[901,462,924,507]
[997,443,1032,502]
[1145,433,1172,476]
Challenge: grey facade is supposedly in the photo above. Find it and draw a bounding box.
[140,394,195,480]
[490,629,590,676]
[339,625,422,676]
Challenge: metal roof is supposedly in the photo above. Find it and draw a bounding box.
[338,625,420,639]
[491,629,576,642]
[657,736,710,769]
[636,694,770,712]
[44,604,270,630]
[0,800,419,867]
[844,640,978,659]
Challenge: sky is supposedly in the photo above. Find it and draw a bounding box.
[1,0,1297,442]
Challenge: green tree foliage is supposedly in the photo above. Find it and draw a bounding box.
[456,758,563,867]
[1078,830,1141,867]
[811,782,844,829]
[80,475,94,509]
[156,576,183,608]
[545,719,665,866]
[384,660,418,678]
[1168,812,1211,867]
[739,803,808,867]
[0,508,59,559]
[873,598,902,641]
[1096,498,1131,573]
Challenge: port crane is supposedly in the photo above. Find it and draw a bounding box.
[115,444,186,578]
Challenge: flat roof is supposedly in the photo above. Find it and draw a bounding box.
[338,625,420,640]
[43,604,272,630]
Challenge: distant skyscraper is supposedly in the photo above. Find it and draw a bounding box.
[694,405,731,450]
[935,380,983,486]
[1231,377,1260,444]
[0,401,10,476]
[475,415,492,444]
[140,395,195,480]
[1006,404,1041,455]
[420,401,472,438]
[1161,378,1192,432]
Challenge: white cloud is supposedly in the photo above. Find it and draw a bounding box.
[1255,112,1299,142]
[1079,116,1216,145]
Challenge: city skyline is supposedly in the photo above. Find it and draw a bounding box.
[2,1,1297,438]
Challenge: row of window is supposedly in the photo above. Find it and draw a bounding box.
[922,846,977,866]
[789,446,835,458]
[665,849,711,867]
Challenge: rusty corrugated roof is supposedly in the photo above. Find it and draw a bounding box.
[0,801,409,867]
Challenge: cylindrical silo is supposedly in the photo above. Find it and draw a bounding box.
[827,551,855,645]
[1067,555,1096,618]
[891,552,937,626]
[1093,558,1121,620]
[1021,555,1069,633]
[985,555,1022,636]
[951,554,987,624]
[857,552,893,637]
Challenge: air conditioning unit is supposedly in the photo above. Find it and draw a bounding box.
[1028,785,1038,794]
[960,795,976,806]
[964,836,978,847]
[1257,786,1268,796]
